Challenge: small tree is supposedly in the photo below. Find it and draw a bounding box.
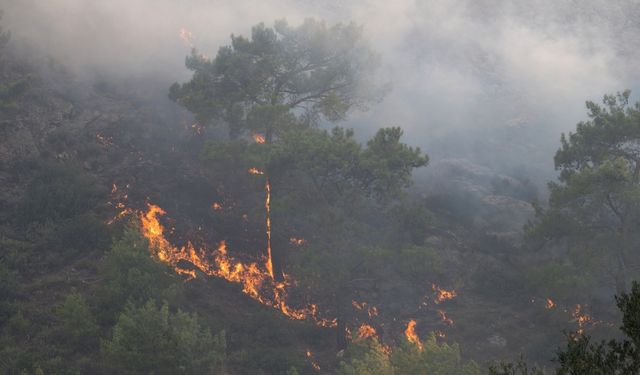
[55,292,99,351]
[102,300,226,374]
[170,18,383,140]
[527,91,640,294]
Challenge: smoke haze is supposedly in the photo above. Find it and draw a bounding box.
[4,0,640,175]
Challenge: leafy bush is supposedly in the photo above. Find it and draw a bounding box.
[54,292,99,351]
[95,227,179,323]
[16,162,103,227]
[102,300,226,374]
[338,333,480,375]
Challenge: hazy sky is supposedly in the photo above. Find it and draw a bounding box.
[3,0,640,172]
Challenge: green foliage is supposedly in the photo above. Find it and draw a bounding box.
[524,263,590,301]
[102,300,226,374]
[54,292,99,350]
[360,127,429,200]
[527,91,640,292]
[270,125,427,204]
[391,335,481,375]
[96,227,178,322]
[337,334,480,375]
[16,162,104,226]
[170,18,382,138]
[488,357,546,375]
[337,336,394,375]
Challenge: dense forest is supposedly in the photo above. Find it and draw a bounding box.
[2,2,640,374]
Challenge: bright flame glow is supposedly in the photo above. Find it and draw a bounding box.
[437,309,454,326]
[405,320,423,351]
[252,133,266,144]
[137,203,336,327]
[357,323,377,340]
[432,283,457,304]
[248,167,264,175]
[545,298,555,309]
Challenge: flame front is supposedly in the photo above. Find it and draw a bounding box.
[137,203,335,327]
[545,298,555,309]
[405,320,423,351]
[571,304,592,335]
[252,133,266,144]
[357,323,377,340]
[432,283,457,304]
[265,178,274,279]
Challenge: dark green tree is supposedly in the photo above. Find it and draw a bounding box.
[527,91,640,294]
[170,18,383,141]
[102,300,226,374]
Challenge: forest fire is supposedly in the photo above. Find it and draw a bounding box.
[252,133,266,144]
[265,178,274,279]
[546,298,555,309]
[432,283,457,304]
[437,309,454,326]
[137,202,336,327]
[571,304,592,335]
[306,349,321,371]
[248,167,264,175]
[405,320,423,351]
[357,323,377,340]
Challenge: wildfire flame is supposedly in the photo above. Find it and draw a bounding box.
[405,320,423,351]
[437,309,454,326]
[305,349,321,371]
[179,27,194,47]
[432,283,457,304]
[248,167,264,175]
[252,133,266,144]
[137,203,336,327]
[571,304,592,335]
[265,178,274,279]
[545,298,555,309]
[357,323,377,340]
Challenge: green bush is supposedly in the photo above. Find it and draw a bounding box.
[54,292,99,351]
[338,333,480,375]
[95,227,179,323]
[102,300,226,374]
[16,162,103,227]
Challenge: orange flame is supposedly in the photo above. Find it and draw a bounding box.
[432,283,457,304]
[437,310,454,326]
[405,320,423,351]
[137,203,336,327]
[571,304,592,335]
[212,202,222,210]
[252,133,266,144]
[357,323,377,340]
[545,298,555,309]
[265,178,274,279]
[248,167,264,175]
